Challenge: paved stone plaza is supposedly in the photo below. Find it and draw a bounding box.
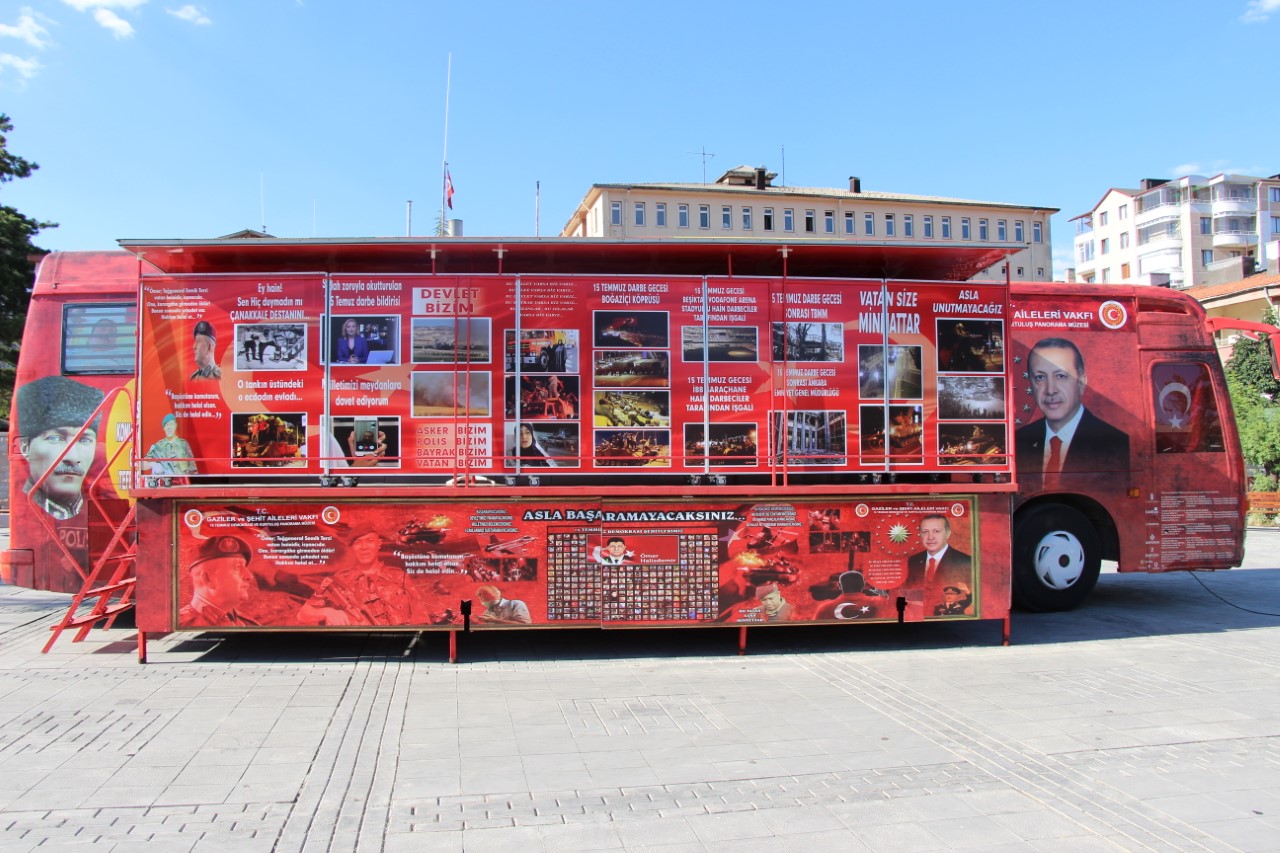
[1,531,1278,852]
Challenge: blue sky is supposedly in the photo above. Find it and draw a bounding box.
[3,0,1279,278]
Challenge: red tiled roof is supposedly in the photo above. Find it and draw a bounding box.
[1184,271,1280,302]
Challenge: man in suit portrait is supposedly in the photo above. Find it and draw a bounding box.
[903,514,972,590]
[1015,337,1129,476]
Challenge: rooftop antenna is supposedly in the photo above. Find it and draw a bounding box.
[689,147,716,184]
[406,200,413,236]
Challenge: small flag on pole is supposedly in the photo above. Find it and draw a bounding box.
[445,169,455,209]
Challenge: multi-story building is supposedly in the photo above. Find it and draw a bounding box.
[1071,173,1280,289]
[561,165,1057,282]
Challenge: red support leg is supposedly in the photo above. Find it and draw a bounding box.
[1002,614,1011,646]
[738,626,748,656]
[137,630,147,664]
[449,630,457,664]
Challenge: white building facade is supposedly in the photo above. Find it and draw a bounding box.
[561,166,1057,282]
[1072,173,1280,289]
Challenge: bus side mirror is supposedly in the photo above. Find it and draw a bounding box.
[1204,317,1280,381]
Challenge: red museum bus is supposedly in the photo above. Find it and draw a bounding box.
[4,238,1270,656]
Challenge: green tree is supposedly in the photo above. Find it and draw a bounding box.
[0,113,55,418]
[1225,307,1280,486]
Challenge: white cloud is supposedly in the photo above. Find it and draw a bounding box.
[167,5,211,25]
[1242,0,1280,22]
[1169,162,1202,177]
[94,8,134,38]
[62,0,147,11]
[0,8,52,49]
[0,52,42,83]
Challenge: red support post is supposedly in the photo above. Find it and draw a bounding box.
[738,626,748,656]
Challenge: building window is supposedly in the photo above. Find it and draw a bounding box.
[699,205,710,229]
[1014,220,1024,242]
[1100,238,1109,254]
[1016,266,1024,276]
[721,206,732,229]
[1120,263,1130,278]
[1098,212,1108,227]
[1200,217,1211,235]
[923,215,933,238]
[885,214,896,237]
[1100,268,1110,283]
[864,213,875,236]
[941,217,951,239]
[978,219,989,241]
[610,202,622,226]
[994,220,1005,242]
[804,210,816,233]
[1037,267,1044,278]
[1118,204,1128,220]
[1272,215,1280,234]
[1271,187,1280,203]
[903,214,913,238]
[634,202,645,227]
[742,207,752,230]
[784,209,794,232]
[1033,222,1043,243]
[656,203,666,227]
[1202,249,1214,267]
[961,218,971,240]
[764,208,774,231]
[1119,232,1129,249]
[844,212,855,235]
[678,204,689,228]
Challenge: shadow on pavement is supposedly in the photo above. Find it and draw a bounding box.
[145,565,1280,666]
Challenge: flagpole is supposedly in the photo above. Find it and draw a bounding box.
[441,53,452,235]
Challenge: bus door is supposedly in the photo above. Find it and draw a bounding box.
[1140,355,1243,571]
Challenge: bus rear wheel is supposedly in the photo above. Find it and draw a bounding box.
[1013,504,1101,612]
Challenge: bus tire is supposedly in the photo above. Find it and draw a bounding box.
[1013,504,1101,612]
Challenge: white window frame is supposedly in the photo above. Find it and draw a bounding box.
[656,202,667,227]
[699,205,710,229]
[678,204,690,228]
[610,202,623,226]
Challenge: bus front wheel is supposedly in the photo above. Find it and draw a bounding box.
[1013,504,1101,612]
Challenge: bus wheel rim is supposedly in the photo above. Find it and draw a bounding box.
[1033,530,1086,590]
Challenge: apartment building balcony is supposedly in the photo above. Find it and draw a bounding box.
[1212,230,1259,249]
[1212,196,1256,216]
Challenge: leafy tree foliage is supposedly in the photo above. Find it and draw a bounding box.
[0,114,55,418]
[1225,308,1280,485]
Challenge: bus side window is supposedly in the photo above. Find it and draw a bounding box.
[62,303,137,375]
[1152,362,1224,453]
